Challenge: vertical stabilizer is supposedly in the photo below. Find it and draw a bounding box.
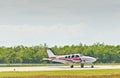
[47,48,56,58]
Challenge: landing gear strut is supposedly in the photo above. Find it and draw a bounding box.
[81,64,84,68]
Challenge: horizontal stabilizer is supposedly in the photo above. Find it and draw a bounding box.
[43,58,51,61]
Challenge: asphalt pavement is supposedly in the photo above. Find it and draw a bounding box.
[0,65,120,72]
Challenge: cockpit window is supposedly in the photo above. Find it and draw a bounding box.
[76,55,79,58]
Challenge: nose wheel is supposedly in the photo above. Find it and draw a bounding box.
[70,65,74,68]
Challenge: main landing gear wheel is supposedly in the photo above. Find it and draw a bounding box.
[91,65,94,68]
[70,65,74,68]
[81,64,84,68]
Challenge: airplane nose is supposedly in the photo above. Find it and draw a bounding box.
[92,57,97,62]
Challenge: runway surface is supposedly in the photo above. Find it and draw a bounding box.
[0,65,120,72]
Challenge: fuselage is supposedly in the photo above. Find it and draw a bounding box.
[49,54,96,64]
[46,48,97,68]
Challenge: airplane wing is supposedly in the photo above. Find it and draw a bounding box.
[43,58,73,64]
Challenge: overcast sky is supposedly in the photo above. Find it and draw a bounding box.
[0,0,120,47]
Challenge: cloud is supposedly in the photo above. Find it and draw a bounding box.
[0,22,120,46]
[0,0,120,26]
[0,23,89,40]
[0,0,120,46]
[0,23,87,34]
[1,0,120,17]
[0,23,89,46]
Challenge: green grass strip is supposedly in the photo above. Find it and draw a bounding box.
[0,69,120,78]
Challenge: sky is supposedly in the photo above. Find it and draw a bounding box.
[0,0,120,47]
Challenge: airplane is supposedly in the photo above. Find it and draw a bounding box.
[43,48,97,68]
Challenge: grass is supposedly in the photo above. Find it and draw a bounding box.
[0,69,120,78]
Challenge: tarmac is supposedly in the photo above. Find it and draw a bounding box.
[0,65,120,72]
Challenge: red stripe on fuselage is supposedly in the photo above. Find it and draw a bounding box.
[49,57,81,61]
[66,58,81,61]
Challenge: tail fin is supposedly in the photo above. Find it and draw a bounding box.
[47,48,56,58]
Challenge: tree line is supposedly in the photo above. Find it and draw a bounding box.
[0,43,119,64]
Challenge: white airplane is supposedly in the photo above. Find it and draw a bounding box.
[44,48,97,68]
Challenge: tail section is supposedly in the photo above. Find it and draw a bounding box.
[47,48,56,58]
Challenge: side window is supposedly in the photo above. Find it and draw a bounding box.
[68,56,70,58]
[65,56,67,58]
[72,55,74,58]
